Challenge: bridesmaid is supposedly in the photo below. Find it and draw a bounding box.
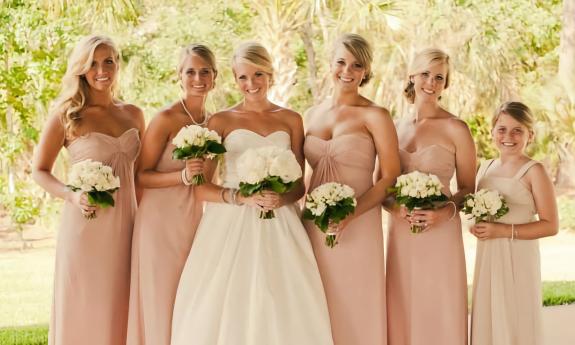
[385,48,475,345]
[126,44,216,345]
[470,102,558,345]
[304,33,400,345]
[32,35,144,345]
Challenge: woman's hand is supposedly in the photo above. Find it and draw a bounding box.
[470,222,508,240]
[236,190,281,212]
[67,191,98,217]
[407,203,456,232]
[185,158,205,180]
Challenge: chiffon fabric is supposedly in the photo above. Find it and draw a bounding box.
[171,129,333,345]
[49,128,140,345]
[471,159,543,345]
[303,132,386,345]
[386,145,468,345]
[126,141,203,345]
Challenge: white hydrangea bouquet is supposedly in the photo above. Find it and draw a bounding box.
[303,182,357,248]
[388,170,448,233]
[236,146,302,219]
[463,188,509,223]
[66,159,121,219]
[172,125,226,185]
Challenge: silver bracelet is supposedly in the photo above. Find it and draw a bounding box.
[181,169,192,186]
[220,188,229,203]
[234,189,244,206]
[511,223,515,240]
[446,201,457,222]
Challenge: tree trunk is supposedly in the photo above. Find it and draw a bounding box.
[559,0,575,103]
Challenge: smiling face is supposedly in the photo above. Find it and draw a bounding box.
[411,61,448,104]
[331,45,366,91]
[492,112,534,155]
[83,44,118,92]
[233,61,271,101]
[180,53,215,97]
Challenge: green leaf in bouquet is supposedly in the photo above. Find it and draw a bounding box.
[239,182,263,196]
[87,191,115,208]
[172,146,193,160]
[266,176,289,194]
[206,140,227,154]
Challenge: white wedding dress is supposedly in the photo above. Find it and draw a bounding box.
[171,129,333,345]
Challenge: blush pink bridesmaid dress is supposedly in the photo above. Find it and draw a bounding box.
[386,145,468,345]
[126,141,203,345]
[49,128,140,345]
[304,132,386,345]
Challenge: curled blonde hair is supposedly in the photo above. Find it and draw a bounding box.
[404,48,450,104]
[50,35,120,137]
[492,101,535,132]
[177,43,218,78]
[333,33,373,86]
[231,42,274,85]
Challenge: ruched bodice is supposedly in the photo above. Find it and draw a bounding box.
[221,129,291,188]
[304,132,376,196]
[399,144,455,197]
[67,127,140,166]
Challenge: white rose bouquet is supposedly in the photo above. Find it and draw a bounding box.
[463,188,509,223]
[388,170,449,233]
[66,159,121,219]
[303,182,357,248]
[236,146,302,219]
[172,125,226,185]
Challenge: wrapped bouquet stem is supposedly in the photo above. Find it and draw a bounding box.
[303,182,357,248]
[66,159,120,219]
[236,146,302,219]
[388,170,448,234]
[172,125,226,185]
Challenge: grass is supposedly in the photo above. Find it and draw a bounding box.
[0,325,48,345]
[543,281,575,306]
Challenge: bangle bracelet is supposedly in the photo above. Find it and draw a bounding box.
[181,169,193,186]
[234,189,244,206]
[446,201,457,222]
[511,224,515,240]
[220,188,228,203]
[231,188,238,205]
[227,188,234,204]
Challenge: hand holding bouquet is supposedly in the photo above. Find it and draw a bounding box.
[388,170,448,233]
[303,182,357,248]
[67,159,120,219]
[172,125,226,185]
[463,188,509,223]
[236,146,302,219]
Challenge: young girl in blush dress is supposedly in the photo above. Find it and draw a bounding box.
[32,35,145,345]
[470,102,559,345]
[385,48,475,345]
[304,33,400,345]
[126,44,216,345]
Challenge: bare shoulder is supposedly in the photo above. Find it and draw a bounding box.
[525,161,549,179]
[207,110,234,132]
[45,113,66,137]
[363,103,393,127]
[445,114,471,133]
[119,102,144,119]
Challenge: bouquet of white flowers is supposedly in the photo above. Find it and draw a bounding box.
[463,188,509,223]
[303,182,357,248]
[388,170,449,233]
[172,125,226,185]
[67,159,121,219]
[236,146,302,219]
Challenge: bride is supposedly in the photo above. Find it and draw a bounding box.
[170,42,333,345]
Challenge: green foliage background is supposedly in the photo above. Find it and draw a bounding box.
[0,0,573,232]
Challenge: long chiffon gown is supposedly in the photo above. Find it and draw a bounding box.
[49,128,140,345]
[304,132,386,345]
[126,141,203,345]
[471,159,543,345]
[171,129,333,345]
[386,145,468,345]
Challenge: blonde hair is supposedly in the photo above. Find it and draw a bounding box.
[492,101,535,132]
[231,42,274,85]
[50,35,120,137]
[333,33,373,86]
[177,43,218,77]
[404,48,450,104]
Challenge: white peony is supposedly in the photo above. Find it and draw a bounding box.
[269,149,302,183]
[236,148,268,184]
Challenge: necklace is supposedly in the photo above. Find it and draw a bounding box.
[180,98,208,126]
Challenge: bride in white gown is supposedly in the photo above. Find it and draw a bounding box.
[171,42,333,345]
